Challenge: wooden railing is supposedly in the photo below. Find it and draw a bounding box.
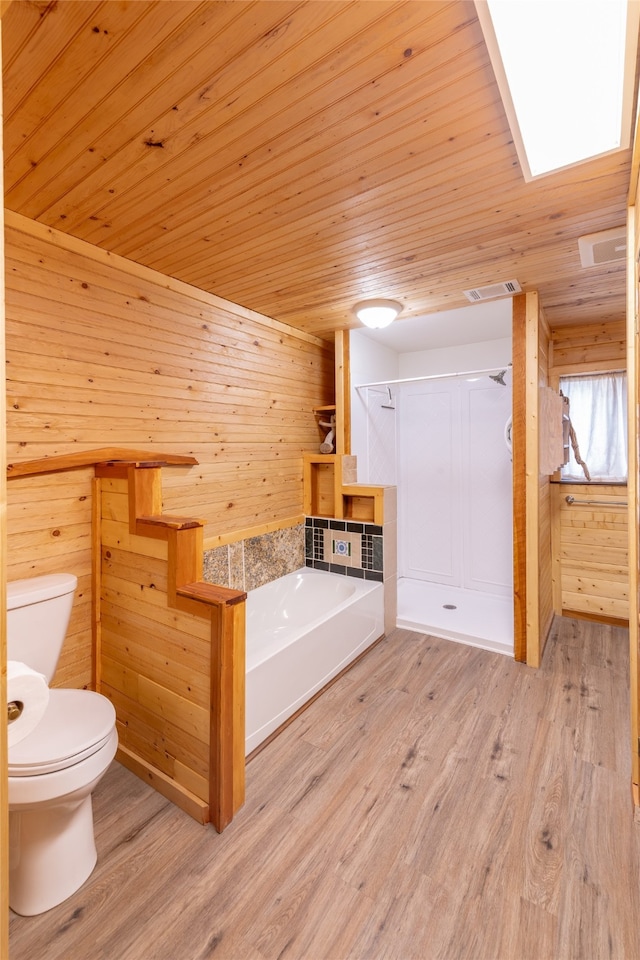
[8,448,246,832]
[6,446,199,477]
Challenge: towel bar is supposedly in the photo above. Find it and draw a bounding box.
[565,495,627,507]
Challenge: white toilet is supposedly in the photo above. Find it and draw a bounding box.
[7,573,118,916]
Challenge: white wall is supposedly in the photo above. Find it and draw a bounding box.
[399,337,512,379]
[399,374,513,593]
[351,333,512,485]
[350,331,399,481]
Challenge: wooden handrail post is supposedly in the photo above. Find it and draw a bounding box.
[209,598,246,832]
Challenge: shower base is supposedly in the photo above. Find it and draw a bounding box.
[396,577,513,656]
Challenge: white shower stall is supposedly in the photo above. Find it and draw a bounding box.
[351,323,514,655]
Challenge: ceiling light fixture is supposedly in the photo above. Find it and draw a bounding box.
[354,299,403,329]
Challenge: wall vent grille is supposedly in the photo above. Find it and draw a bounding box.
[463,279,522,303]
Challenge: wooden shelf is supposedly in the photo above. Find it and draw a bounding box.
[303,454,339,517]
[7,446,198,479]
[342,485,385,525]
[303,454,384,523]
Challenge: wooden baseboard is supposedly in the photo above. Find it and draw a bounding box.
[116,745,210,825]
[561,609,629,629]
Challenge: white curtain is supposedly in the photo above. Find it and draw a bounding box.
[560,372,627,481]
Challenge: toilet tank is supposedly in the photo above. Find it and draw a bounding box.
[7,574,78,683]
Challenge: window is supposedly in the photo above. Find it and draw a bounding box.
[560,372,627,482]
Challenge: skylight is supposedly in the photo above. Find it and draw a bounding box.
[476,0,639,180]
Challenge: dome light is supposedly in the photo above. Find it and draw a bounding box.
[354,299,403,329]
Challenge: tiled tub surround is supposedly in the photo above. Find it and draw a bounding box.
[203,524,305,592]
[305,517,384,581]
[203,485,397,636]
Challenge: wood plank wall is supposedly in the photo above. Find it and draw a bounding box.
[100,474,212,820]
[554,484,628,622]
[550,320,626,373]
[5,213,334,690]
[550,319,628,622]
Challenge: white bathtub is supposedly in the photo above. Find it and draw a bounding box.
[245,567,384,754]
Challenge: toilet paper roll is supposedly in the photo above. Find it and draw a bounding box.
[7,660,50,748]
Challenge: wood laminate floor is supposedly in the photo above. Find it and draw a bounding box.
[9,617,640,960]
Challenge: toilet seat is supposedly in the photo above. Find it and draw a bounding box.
[9,689,116,777]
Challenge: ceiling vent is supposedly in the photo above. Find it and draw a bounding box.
[578,226,626,268]
[463,279,522,303]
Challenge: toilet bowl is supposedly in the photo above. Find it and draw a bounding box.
[7,575,119,916]
[9,689,118,916]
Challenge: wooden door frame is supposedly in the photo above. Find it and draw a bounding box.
[626,205,639,799]
[512,291,554,667]
[512,295,528,662]
[1,15,9,952]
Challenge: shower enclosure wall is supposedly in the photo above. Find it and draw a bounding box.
[359,369,513,655]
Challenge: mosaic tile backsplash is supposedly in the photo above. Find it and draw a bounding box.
[305,517,384,581]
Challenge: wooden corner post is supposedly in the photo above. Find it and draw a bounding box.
[209,595,246,832]
[335,330,350,456]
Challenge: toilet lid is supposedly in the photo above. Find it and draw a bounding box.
[9,689,117,776]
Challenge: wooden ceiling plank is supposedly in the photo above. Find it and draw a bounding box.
[182,144,627,278]
[181,166,626,294]
[4,0,155,181]
[7,1,304,216]
[216,194,627,303]
[170,147,624,283]
[56,1,453,246]
[128,64,501,272]
[2,0,99,107]
[23,1,381,226]
[119,94,510,274]
[134,117,624,282]
[111,57,496,261]
[1,0,632,335]
[187,155,627,278]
